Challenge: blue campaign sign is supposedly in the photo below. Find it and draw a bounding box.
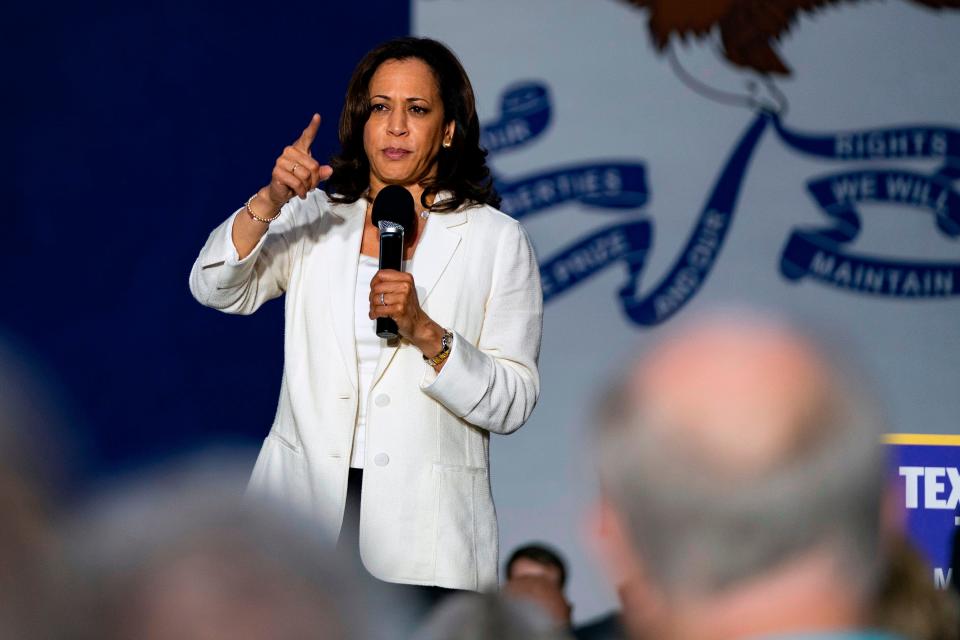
[886,434,960,588]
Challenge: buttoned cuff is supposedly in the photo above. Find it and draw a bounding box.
[420,331,493,418]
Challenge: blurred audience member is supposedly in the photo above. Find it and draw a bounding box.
[951,526,960,600]
[591,310,894,640]
[416,590,571,640]
[0,339,71,639]
[573,562,662,640]
[62,453,410,640]
[871,535,959,640]
[574,609,624,640]
[504,543,573,628]
[572,580,632,640]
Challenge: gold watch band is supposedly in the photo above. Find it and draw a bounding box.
[424,330,454,366]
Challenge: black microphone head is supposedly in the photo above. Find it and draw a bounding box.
[371,185,416,231]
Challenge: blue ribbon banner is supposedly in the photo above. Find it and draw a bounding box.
[540,221,651,304]
[497,163,649,221]
[519,112,767,319]
[484,80,771,321]
[480,82,551,155]
[486,77,960,320]
[772,117,960,162]
[773,116,960,298]
[616,112,770,325]
[485,81,655,302]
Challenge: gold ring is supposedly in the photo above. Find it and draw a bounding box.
[291,163,299,174]
[379,293,386,306]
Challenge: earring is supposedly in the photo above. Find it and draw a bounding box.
[442,140,452,148]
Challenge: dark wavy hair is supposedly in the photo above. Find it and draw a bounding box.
[505,543,567,588]
[325,37,499,212]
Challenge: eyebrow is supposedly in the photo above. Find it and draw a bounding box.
[370,95,431,103]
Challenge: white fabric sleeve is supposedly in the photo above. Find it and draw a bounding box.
[188,191,320,315]
[420,220,543,435]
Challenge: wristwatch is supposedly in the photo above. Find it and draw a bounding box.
[423,329,454,366]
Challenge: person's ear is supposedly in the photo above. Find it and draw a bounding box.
[586,496,642,587]
[442,121,455,148]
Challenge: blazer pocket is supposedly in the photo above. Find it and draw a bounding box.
[268,428,303,455]
[248,434,311,518]
[433,463,485,588]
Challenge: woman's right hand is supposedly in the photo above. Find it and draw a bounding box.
[233,114,333,260]
[264,113,334,207]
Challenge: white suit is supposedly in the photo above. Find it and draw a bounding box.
[189,190,542,590]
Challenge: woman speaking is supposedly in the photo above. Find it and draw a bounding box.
[189,37,543,594]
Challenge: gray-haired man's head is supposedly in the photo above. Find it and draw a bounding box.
[595,310,889,603]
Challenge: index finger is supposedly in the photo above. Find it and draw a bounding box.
[294,113,321,154]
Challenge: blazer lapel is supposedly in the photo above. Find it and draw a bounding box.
[410,209,467,305]
[326,198,368,392]
[370,208,468,388]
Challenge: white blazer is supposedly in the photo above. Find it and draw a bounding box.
[189,190,543,590]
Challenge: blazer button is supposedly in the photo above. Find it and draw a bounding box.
[374,394,390,407]
[374,452,390,467]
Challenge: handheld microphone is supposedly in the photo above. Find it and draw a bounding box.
[371,185,416,339]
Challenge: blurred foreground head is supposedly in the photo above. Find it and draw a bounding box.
[593,309,890,639]
[0,339,71,639]
[415,591,570,640]
[64,454,407,640]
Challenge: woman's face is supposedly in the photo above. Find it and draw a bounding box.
[363,57,454,194]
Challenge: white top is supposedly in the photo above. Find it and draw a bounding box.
[351,254,384,468]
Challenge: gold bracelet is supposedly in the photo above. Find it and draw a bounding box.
[245,192,282,224]
[423,330,454,366]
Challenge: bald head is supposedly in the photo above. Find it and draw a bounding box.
[597,310,888,597]
[629,317,835,477]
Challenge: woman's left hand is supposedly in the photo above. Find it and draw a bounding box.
[369,270,446,358]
